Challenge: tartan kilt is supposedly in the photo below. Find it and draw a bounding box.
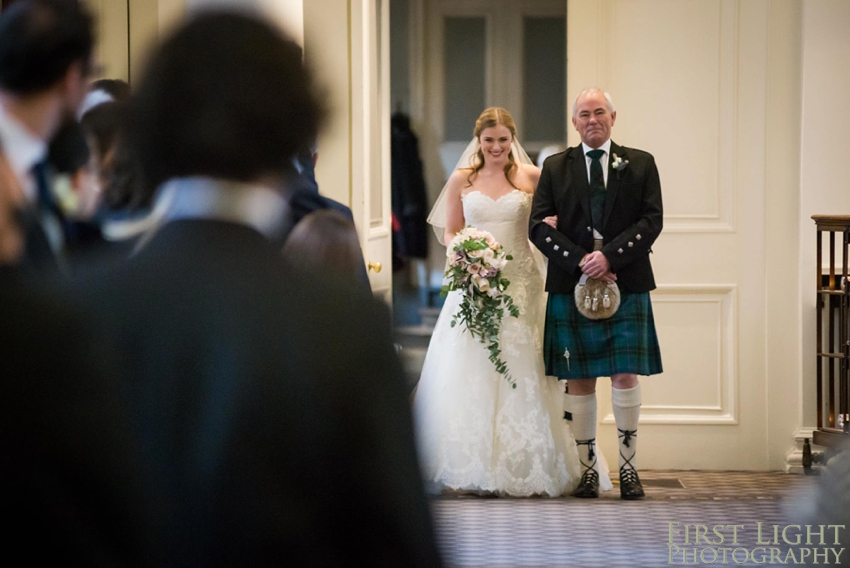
[544,291,663,379]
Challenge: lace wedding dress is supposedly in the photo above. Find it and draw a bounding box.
[413,189,612,496]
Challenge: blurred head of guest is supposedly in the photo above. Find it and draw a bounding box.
[88,78,130,102]
[78,78,130,118]
[0,0,94,140]
[283,209,366,285]
[125,11,322,203]
[536,144,565,169]
[47,117,100,220]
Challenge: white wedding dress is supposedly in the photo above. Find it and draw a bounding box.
[413,189,612,497]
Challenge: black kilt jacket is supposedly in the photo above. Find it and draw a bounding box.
[529,142,663,294]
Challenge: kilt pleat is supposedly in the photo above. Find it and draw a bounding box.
[544,291,663,379]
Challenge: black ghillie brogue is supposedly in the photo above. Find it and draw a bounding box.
[574,467,600,498]
[573,439,600,498]
[619,466,645,500]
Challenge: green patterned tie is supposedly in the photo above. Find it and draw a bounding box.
[587,149,605,232]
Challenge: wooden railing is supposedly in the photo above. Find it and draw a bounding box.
[813,215,850,447]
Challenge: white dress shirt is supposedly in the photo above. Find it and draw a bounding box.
[581,138,612,188]
[0,102,47,203]
[132,177,291,254]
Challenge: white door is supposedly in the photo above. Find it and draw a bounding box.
[353,0,393,301]
[305,0,393,302]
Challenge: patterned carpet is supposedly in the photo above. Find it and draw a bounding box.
[432,471,837,568]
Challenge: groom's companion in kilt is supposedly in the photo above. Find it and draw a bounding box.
[529,88,663,499]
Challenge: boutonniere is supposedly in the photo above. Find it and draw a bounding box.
[612,153,629,178]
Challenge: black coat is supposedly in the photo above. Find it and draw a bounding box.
[391,113,429,259]
[529,142,663,294]
[71,219,441,567]
[0,270,149,566]
[286,157,371,288]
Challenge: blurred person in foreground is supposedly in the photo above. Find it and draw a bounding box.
[53,95,139,270]
[789,444,850,567]
[47,118,102,246]
[0,113,146,568]
[0,0,94,277]
[71,10,441,567]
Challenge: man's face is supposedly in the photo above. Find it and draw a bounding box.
[572,91,616,149]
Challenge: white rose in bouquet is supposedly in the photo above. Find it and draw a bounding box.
[440,226,521,387]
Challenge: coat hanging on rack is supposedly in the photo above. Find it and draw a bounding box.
[391,112,429,260]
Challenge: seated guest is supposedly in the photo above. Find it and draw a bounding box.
[78,78,131,117]
[80,99,126,190]
[789,443,850,566]
[536,144,565,169]
[287,143,355,222]
[48,114,133,274]
[283,208,370,290]
[47,118,100,223]
[71,10,441,568]
[286,144,371,285]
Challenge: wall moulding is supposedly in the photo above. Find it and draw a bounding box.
[602,284,739,425]
[588,0,740,235]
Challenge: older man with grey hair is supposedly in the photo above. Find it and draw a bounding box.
[529,88,664,499]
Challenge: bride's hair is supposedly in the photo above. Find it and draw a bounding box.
[465,107,520,189]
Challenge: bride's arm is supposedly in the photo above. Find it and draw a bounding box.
[443,170,466,245]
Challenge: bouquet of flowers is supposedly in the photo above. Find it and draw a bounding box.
[441,226,520,388]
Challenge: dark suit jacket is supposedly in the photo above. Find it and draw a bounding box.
[286,165,371,289]
[0,145,64,279]
[72,219,441,567]
[529,141,663,294]
[0,269,149,566]
[18,207,65,278]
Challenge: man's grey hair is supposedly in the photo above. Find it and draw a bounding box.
[572,88,615,117]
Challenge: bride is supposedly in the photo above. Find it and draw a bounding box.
[413,107,611,496]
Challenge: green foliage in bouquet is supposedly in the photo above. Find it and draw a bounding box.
[440,227,521,388]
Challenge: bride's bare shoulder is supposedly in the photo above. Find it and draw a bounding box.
[514,163,541,191]
[446,168,473,195]
[520,162,541,180]
[451,167,474,181]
